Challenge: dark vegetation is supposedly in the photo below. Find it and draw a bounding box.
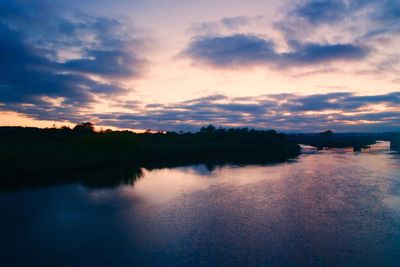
[0,123,300,190]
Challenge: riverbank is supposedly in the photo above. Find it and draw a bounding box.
[288,132,378,150]
[0,125,300,190]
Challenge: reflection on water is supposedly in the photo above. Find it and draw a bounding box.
[1,141,400,266]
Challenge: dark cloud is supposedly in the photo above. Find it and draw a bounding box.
[63,49,144,78]
[0,0,147,116]
[289,0,400,37]
[293,0,357,24]
[183,34,368,68]
[286,42,368,64]
[183,35,277,67]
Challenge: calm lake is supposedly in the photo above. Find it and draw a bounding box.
[1,142,400,266]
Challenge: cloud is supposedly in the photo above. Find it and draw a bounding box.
[182,34,277,67]
[182,34,369,68]
[286,0,400,38]
[189,16,260,36]
[0,0,147,118]
[183,0,400,76]
[83,91,400,132]
[220,17,251,29]
[292,0,360,24]
[292,0,400,25]
[63,49,145,78]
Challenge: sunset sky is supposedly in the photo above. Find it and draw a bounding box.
[0,0,399,132]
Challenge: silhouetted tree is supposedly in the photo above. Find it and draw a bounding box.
[200,124,216,134]
[60,126,71,130]
[73,122,95,134]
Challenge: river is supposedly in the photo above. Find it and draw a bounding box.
[1,141,399,266]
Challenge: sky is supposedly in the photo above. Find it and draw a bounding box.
[0,0,399,132]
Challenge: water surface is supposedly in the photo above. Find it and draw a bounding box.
[1,142,400,266]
